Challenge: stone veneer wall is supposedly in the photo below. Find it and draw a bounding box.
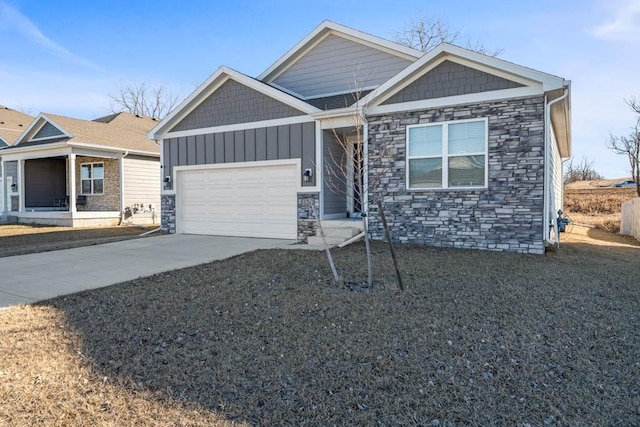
[297,192,319,242]
[160,192,319,241]
[161,194,176,233]
[367,96,546,254]
[75,157,120,211]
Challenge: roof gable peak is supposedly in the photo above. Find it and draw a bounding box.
[258,20,423,84]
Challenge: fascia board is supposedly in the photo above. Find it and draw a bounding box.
[14,113,73,145]
[148,66,319,140]
[147,66,231,139]
[69,142,160,158]
[0,141,71,160]
[364,43,566,107]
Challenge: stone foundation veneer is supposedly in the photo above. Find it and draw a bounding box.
[161,194,176,233]
[297,193,319,242]
[367,96,546,254]
[160,192,319,241]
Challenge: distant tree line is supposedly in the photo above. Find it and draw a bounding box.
[563,157,603,185]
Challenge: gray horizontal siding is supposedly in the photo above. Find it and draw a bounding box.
[322,130,347,216]
[171,79,306,132]
[163,121,316,189]
[5,161,17,190]
[382,60,524,105]
[272,34,413,98]
[306,90,374,110]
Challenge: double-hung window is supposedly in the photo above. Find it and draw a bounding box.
[81,163,104,195]
[407,118,487,189]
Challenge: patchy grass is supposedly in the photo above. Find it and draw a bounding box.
[563,187,636,233]
[1,229,639,426]
[0,225,161,258]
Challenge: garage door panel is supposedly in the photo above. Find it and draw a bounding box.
[178,163,298,239]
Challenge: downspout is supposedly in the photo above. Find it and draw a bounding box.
[119,150,128,225]
[544,88,569,248]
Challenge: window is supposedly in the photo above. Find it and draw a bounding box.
[407,119,487,189]
[81,163,104,195]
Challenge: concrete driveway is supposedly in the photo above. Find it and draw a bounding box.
[0,234,295,308]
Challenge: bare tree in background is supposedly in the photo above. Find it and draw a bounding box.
[109,81,180,119]
[607,97,640,196]
[394,14,503,56]
[563,156,603,185]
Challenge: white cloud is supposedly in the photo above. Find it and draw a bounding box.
[589,0,640,43]
[0,1,103,71]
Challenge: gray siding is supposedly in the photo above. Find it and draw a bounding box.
[368,96,546,254]
[272,34,413,98]
[170,79,305,132]
[322,130,347,216]
[163,122,316,189]
[33,122,64,139]
[306,90,373,110]
[5,161,18,191]
[382,60,524,105]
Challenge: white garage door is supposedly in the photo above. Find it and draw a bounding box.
[177,162,298,239]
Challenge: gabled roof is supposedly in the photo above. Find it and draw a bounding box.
[258,20,423,83]
[363,43,568,107]
[361,43,571,156]
[13,112,160,154]
[148,66,321,139]
[0,106,33,146]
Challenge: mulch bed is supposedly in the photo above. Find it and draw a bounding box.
[2,234,638,425]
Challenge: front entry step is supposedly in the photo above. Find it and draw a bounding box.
[307,219,364,246]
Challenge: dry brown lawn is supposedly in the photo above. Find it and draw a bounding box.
[563,186,636,233]
[1,226,639,426]
[0,224,161,258]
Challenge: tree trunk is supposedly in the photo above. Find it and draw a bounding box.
[376,200,403,291]
[362,215,373,287]
[312,203,340,286]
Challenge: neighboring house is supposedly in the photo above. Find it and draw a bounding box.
[148,20,571,254]
[0,106,34,216]
[1,112,161,226]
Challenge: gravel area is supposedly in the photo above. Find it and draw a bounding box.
[2,226,638,426]
[0,224,162,258]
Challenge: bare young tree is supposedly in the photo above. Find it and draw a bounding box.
[394,14,503,56]
[322,82,403,290]
[109,81,180,119]
[607,98,640,196]
[563,156,604,185]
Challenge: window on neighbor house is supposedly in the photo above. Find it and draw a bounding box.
[407,119,487,189]
[80,163,104,195]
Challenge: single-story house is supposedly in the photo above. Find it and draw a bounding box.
[0,106,34,216]
[1,111,161,227]
[148,20,571,254]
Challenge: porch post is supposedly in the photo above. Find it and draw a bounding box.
[69,154,77,212]
[18,159,24,212]
[1,160,6,213]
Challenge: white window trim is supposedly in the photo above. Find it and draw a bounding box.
[406,118,488,191]
[80,162,105,195]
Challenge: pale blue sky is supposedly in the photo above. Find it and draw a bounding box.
[1,0,639,178]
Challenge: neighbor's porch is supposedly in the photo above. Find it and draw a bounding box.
[1,149,124,227]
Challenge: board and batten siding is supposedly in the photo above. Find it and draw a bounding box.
[162,121,316,190]
[123,156,161,211]
[272,34,413,98]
